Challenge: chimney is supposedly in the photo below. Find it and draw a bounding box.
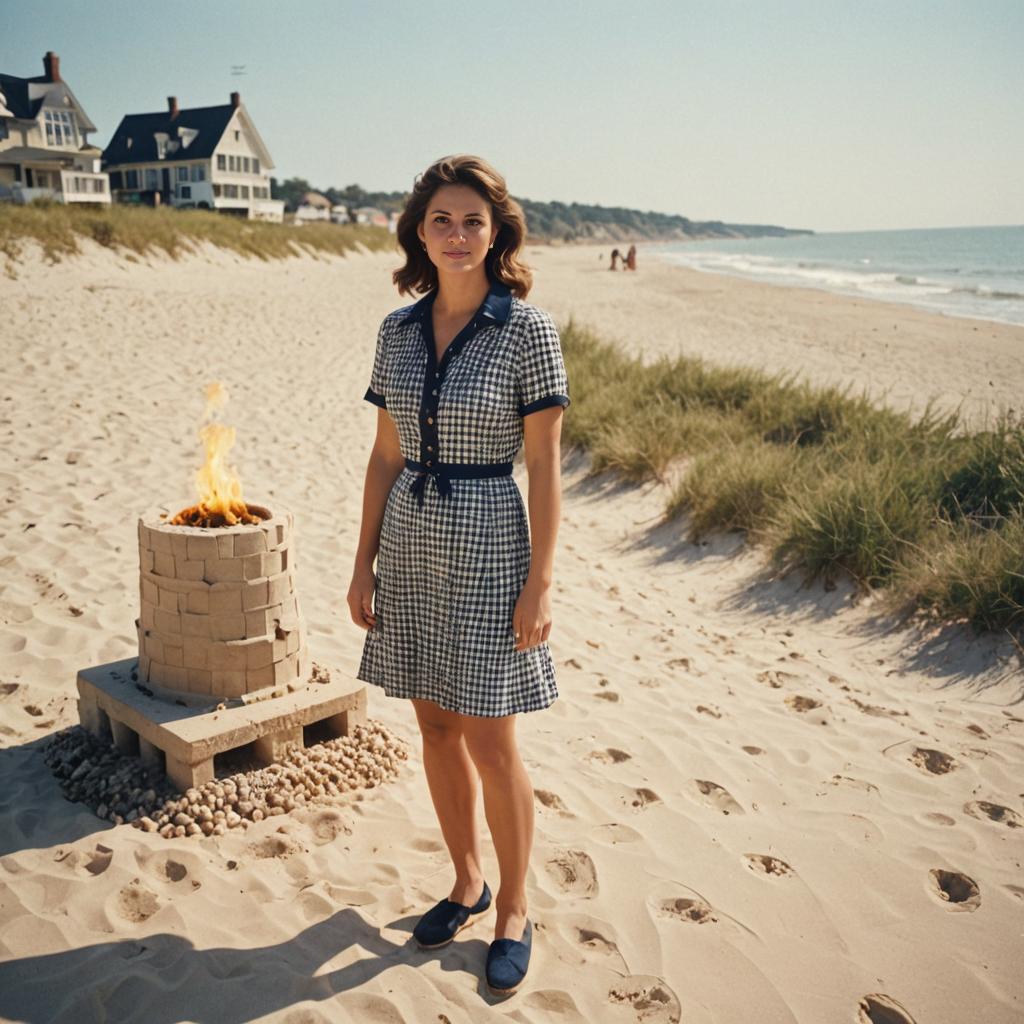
[230,91,241,109]
[43,51,61,83]
[167,96,179,119]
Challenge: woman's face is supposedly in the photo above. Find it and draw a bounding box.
[417,183,499,282]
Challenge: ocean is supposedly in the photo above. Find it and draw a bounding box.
[652,225,1024,327]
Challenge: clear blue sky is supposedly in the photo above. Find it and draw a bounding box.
[3,0,1021,232]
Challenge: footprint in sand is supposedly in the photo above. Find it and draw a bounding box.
[594,690,620,702]
[693,779,744,815]
[576,926,621,957]
[629,787,662,810]
[743,853,793,877]
[785,694,822,713]
[858,992,917,1024]
[965,723,990,739]
[849,697,908,718]
[742,745,764,755]
[963,800,1023,828]
[608,975,682,1024]
[638,677,662,689]
[586,748,632,765]
[658,896,717,923]
[1004,885,1024,902]
[923,812,956,826]
[909,747,959,775]
[309,809,351,845]
[545,849,598,896]
[408,837,445,853]
[696,704,722,718]
[115,881,160,923]
[534,789,574,816]
[248,833,303,859]
[757,669,793,689]
[929,869,980,911]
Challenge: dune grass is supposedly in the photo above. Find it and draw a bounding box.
[559,320,1024,638]
[0,199,394,272]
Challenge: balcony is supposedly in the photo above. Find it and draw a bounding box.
[59,170,111,205]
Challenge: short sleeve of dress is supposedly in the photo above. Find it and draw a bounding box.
[516,310,571,416]
[363,318,389,409]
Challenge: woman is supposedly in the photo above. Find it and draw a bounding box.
[346,154,570,996]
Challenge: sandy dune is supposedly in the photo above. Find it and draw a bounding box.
[0,239,1021,1023]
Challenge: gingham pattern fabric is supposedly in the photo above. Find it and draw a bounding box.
[357,281,570,717]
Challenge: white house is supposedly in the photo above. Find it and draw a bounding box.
[0,51,110,206]
[354,206,388,228]
[102,92,284,222]
[294,190,331,225]
[330,204,350,225]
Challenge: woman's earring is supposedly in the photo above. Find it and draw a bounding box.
[421,242,427,250]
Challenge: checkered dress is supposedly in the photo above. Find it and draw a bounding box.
[356,279,570,717]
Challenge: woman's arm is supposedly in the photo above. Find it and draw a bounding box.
[513,405,564,651]
[347,408,405,629]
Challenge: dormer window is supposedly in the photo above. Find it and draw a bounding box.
[44,109,75,147]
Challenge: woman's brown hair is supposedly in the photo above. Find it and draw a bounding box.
[393,154,533,298]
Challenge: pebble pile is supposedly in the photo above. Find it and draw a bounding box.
[43,719,410,839]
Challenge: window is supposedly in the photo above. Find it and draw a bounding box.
[177,166,188,182]
[145,168,159,190]
[126,169,139,188]
[217,154,226,170]
[242,156,250,173]
[92,178,106,194]
[180,185,192,199]
[44,109,75,147]
[213,183,221,197]
[241,185,249,199]
[224,184,239,199]
[253,158,260,174]
[191,164,206,182]
[234,130,240,141]
[228,155,236,172]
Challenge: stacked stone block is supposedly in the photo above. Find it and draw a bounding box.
[135,506,309,700]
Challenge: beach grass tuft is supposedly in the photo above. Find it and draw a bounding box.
[560,321,1024,637]
[0,200,394,273]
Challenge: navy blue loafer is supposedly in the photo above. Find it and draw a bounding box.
[485,917,532,995]
[413,881,492,949]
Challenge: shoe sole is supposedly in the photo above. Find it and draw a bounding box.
[414,907,488,950]
[486,978,525,996]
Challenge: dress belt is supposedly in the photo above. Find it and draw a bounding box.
[404,457,513,508]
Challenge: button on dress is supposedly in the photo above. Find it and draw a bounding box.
[357,279,571,717]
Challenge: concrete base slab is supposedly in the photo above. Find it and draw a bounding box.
[76,657,368,792]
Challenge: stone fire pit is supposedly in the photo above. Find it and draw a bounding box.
[76,502,366,792]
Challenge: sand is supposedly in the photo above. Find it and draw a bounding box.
[0,239,1021,1024]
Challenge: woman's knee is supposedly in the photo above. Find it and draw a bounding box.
[462,719,520,776]
[412,699,464,747]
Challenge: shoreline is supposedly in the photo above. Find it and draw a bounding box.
[526,243,1024,431]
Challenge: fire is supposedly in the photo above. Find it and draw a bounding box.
[170,382,263,528]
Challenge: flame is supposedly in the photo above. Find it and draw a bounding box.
[169,382,262,527]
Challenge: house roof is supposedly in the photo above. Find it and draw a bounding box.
[0,145,78,165]
[0,73,98,132]
[102,104,237,166]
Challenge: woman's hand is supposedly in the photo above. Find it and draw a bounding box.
[347,563,377,630]
[512,576,552,651]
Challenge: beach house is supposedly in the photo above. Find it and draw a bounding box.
[102,92,284,222]
[0,51,110,206]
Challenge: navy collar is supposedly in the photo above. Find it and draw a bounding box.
[400,278,512,326]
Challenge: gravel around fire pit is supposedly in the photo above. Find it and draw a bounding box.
[43,718,411,839]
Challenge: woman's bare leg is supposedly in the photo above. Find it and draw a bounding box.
[411,698,486,905]
[461,713,533,941]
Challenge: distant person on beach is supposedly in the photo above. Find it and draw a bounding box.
[609,248,621,270]
[624,245,637,271]
[347,154,570,997]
